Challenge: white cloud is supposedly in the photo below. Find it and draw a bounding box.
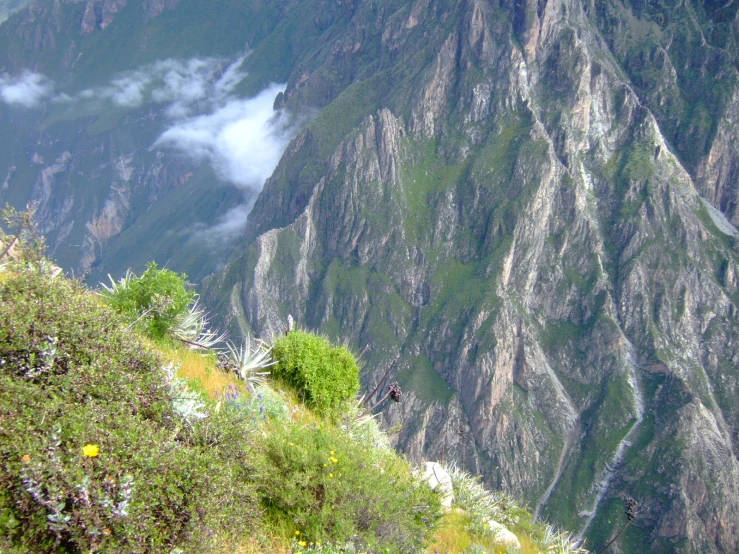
[109,74,151,107]
[150,55,297,246]
[155,84,293,191]
[83,54,248,114]
[1,54,297,250]
[0,71,54,107]
[185,202,255,254]
[0,53,249,114]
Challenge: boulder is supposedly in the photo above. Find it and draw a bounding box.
[487,520,521,549]
[420,462,454,508]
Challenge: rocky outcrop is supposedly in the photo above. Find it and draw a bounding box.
[696,90,739,225]
[79,0,126,35]
[142,0,179,20]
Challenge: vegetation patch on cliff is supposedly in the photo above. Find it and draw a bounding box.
[0,215,590,553]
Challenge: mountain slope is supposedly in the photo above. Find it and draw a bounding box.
[2,0,739,552]
[202,1,739,552]
[0,0,33,24]
[0,0,348,280]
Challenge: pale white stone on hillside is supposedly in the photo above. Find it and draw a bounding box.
[420,462,454,508]
[487,520,521,549]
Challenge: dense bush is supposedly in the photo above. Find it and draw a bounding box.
[99,262,195,340]
[0,269,259,552]
[271,331,360,417]
[258,422,440,553]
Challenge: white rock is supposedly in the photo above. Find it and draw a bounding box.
[421,461,454,508]
[487,520,521,549]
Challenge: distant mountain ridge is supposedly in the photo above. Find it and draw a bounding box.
[0,0,325,280]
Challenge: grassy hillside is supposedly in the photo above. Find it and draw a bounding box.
[0,225,590,553]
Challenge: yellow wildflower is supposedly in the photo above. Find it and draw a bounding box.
[82,444,99,458]
[294,530,301,536]
[330,456,338,463]
[329,473,334,478]
[20,454,30,463]
[299,540,307,547]
[330,450,335,455]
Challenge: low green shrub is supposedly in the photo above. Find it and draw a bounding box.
[99,262,195,340]
[271,331,360,417]
[0,269,259,552]
[258,422,441,553]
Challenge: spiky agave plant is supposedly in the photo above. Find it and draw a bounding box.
[98,270,157,329]
[542,525,590,554]
[446,464,519,529]
[172,299,227,349]
[99,269,135,296]
[222,336,276,387]
[161,362,208,424]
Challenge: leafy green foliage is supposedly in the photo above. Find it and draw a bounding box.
[99,262,195,340]
[0,268,259,552]
[271,331,360,418]
[258,422,440,553]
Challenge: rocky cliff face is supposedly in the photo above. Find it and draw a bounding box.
[203,1,739,552]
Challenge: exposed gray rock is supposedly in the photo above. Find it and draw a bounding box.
[80,0,126,35]
[420,461,454,509]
